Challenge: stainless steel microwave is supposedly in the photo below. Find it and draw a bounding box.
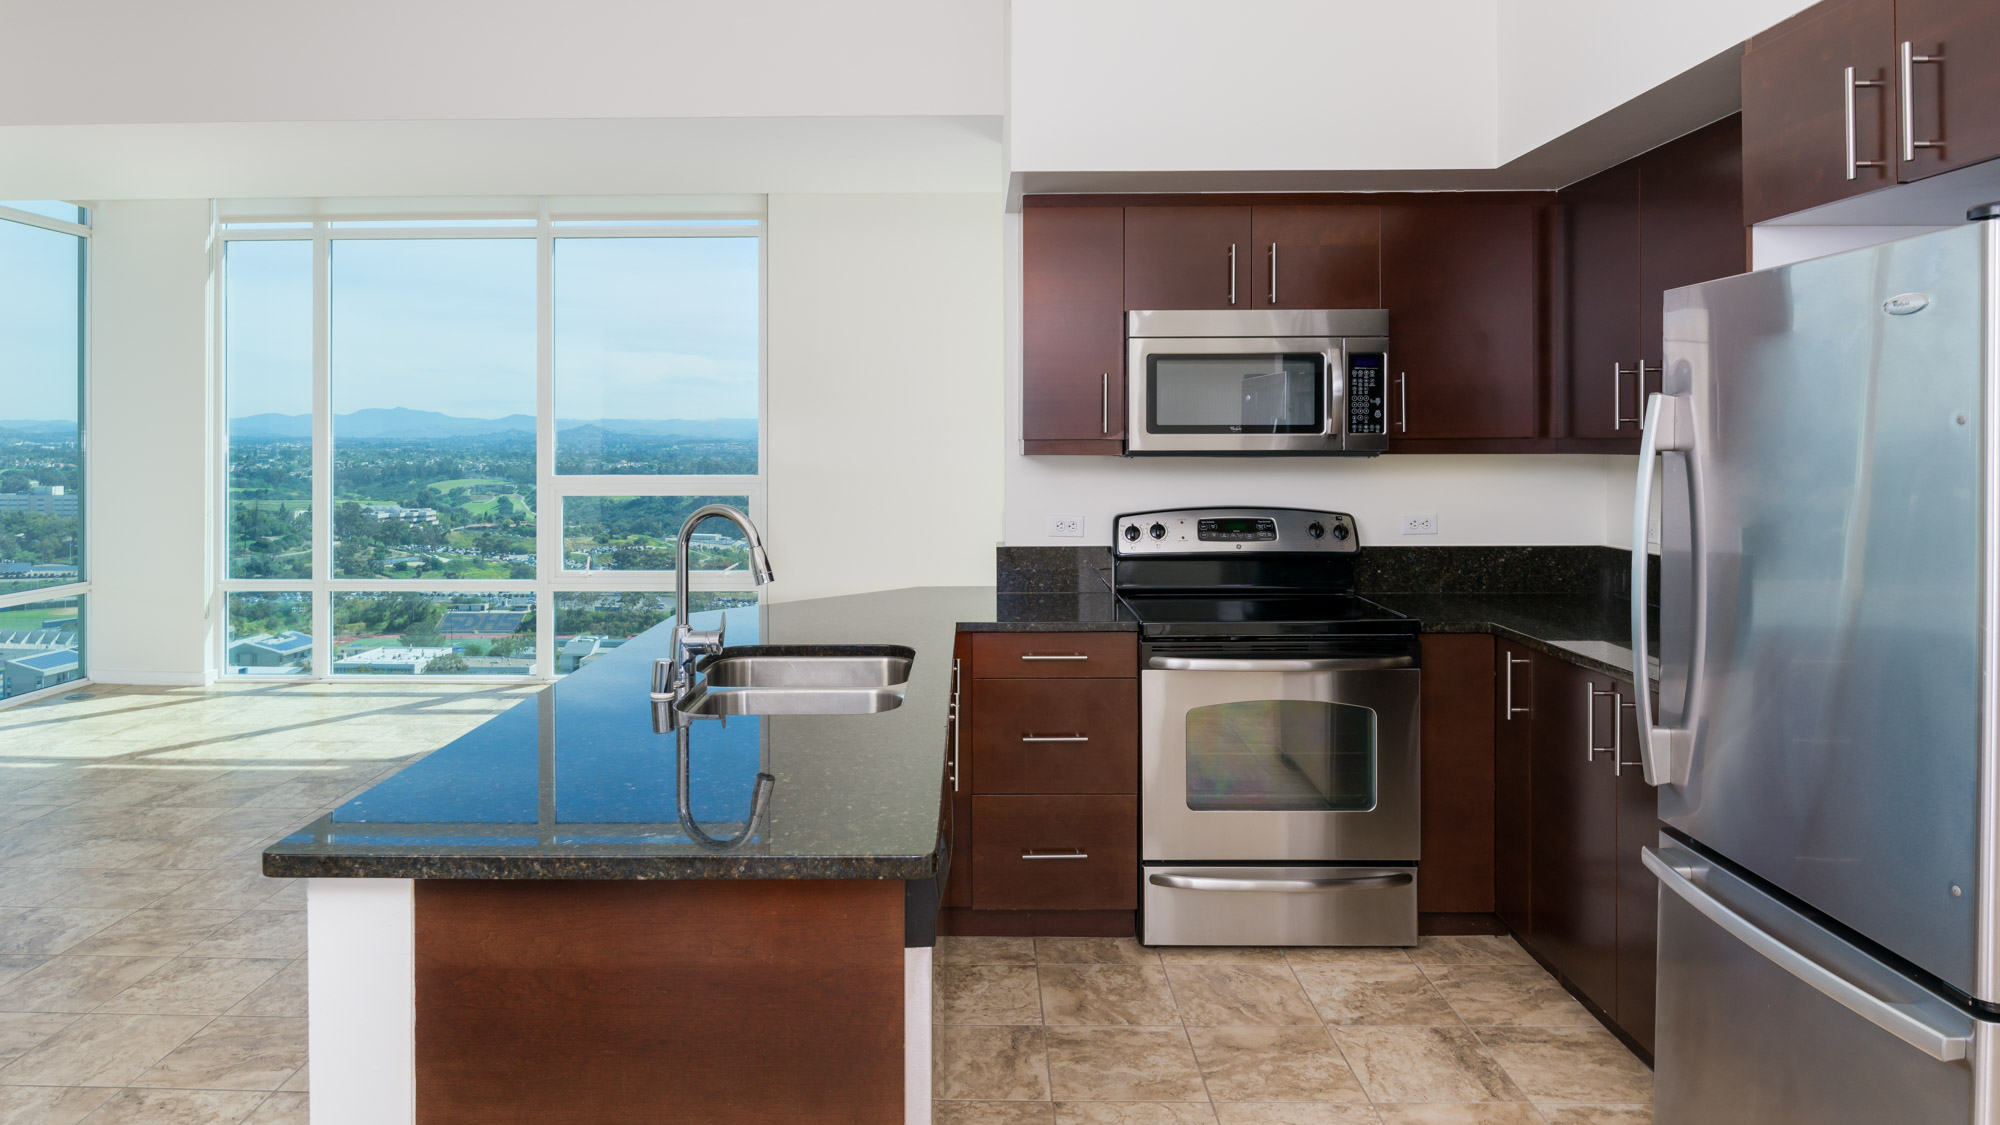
[1125,309,1390,455]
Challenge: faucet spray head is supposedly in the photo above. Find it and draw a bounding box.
[749,544,776,584]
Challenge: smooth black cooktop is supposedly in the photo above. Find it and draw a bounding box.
[1119,593,1417,638]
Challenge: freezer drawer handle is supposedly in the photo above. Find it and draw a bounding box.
[1643,847,1973,1063]
[1149,872,1412,893]
[1146,655,1415,672]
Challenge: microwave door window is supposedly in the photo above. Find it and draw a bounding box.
[1149,354,1324,433]
[1185,699,1377,812]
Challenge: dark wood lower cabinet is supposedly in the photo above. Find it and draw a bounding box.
[1493,640,1535,937]
[1529,654,1620,1008]
[1613,688,1662,1056]
[1419,634,1496,912]
[972,794,1138,911]
[971,679,1138,794]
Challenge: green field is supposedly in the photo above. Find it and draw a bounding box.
[465,494,532,519]
[429,478,512,492]
[0,606,77,632]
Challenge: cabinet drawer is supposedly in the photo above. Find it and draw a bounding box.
[971,632,1136,678]
[973,795,1138,911]
[972,680,1138,794]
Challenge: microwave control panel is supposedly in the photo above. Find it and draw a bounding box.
[1346,353,1387,435]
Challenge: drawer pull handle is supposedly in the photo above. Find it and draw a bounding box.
[1021,734,1090,743]
[1149,872,1412,893]
[1020,653,1089,661]
[1022,849,1088,860]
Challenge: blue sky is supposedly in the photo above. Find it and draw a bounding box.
[0,217,84,423]
[225,235,759,421]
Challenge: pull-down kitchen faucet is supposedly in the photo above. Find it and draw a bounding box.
[668,504,775,701]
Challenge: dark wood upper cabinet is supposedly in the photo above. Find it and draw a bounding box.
[1614,687,1662,1057]
[1741,0,1897,224]
[1563,165,1643,442]
[1381,202,1540,441]
[1896,0,2000,181]
[1249,205,1381,309]
[1022,206,1124,453]
[1494,640,1535,938]
[1123,206,1254,311]
[1638,117,1747,369]
[1529,653,1619,1008]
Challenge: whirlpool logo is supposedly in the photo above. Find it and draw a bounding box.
[1882,292,1931,316]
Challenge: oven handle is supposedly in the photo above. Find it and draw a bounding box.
[1145,655,1414,672]
[1149,871,1413,893]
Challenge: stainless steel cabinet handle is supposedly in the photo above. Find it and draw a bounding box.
[1613,362,1639,429]
[1023,849,1088,861]
[1645,847,1973,1062]
[1150,871,1414,893]
[1100,372,1109,435]
[1228,243,1237,305]
[1397,372,1408,433]
[1845,65,1888,179]
[949,657,961,792]
[1504,654,1530,717]
[1148,655,1415,672]
[1269,242,1278,304]
[1020,653,1088,662]
[1021,735,1089,743]
[1587,683,1618,762]
[1900,41,1944,162]
[1616,698,1641,774]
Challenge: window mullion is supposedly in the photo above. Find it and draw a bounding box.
[311,224,332,678]
[534,201,557,680]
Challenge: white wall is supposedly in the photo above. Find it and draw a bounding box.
[1494,0,1813,162]
[1750,225,1954,269]
[1007,0,1500,174]
[764,194,1004,601]
[86,201,214,684]
[0,1,1004,125]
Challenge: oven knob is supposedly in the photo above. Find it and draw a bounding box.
[1306,521,1325,539]
[1149,523,1166,540]
[1332,523,1350,541]
[1122,524,1141,542]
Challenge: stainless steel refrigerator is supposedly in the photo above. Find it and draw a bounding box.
[1631,218,1999,1123]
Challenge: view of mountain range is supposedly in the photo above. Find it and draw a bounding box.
[3,410,756,442]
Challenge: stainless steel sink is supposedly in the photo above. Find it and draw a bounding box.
[695,646,913,690]
[672,685,906,717]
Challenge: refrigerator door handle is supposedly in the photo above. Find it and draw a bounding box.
[1632,392,1697,787]
[1644,847,1974,1063]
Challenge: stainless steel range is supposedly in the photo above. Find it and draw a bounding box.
[1115,507,1421,947]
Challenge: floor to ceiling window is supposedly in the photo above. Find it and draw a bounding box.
[0,202,89,702]
[218,206,763,680]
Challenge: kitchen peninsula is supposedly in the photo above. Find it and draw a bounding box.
[264,586,1119,1125]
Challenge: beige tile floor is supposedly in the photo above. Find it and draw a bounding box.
[0,681,536,1125]
[932,935,1654,1125]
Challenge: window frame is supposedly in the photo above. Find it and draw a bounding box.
[214,201,767,682]
[0,202,91,709]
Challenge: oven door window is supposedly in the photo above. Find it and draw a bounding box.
[1184,699,1376,812]
[1147,353,1325,434]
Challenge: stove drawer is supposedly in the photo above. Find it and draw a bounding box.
[973,680,1138,794]
[971,633,1137,678]
[973,795,1138,911]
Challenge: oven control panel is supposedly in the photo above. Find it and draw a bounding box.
[1114,507,1359,555]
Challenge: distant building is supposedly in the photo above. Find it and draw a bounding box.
[2,648,78,697]
[436,609,529,636]
[0,563,78,580]
[331,646,454,675]
[460,655,535,675]
[360,504,439,524]
[227,631,312,673]
[0,485,79,518]
[559,634,629,673]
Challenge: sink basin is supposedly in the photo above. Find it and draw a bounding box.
[672,685,906,717]
[695,646,914,690]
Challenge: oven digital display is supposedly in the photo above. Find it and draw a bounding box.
[1197,518,1277,542]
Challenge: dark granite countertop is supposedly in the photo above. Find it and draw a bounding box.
[266,586,1023,882]
[1367,592,1659,685]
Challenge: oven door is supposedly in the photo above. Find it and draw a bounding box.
[1126,335,1343,453]
[1141,656,1419,862]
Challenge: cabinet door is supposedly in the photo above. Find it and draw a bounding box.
[1418,635,1496,913]
[1639,116,1746,379]
[1494,641,1535,937]
[1614,686,1662,1056]
[1741,0,1896,223]
[1023,206,1125,451]
[1249,205,1381,309]
[1380,202,1540,440]
[1561,165,1643,443]
[1529,654,1619,1007]
[972,795,1139,911]
[1896,0,2000,181]
[971,679,1138,795]
[1123,206,1253,311]
[945,633,974,909]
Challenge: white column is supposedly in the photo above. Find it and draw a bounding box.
[905,945,933,1125]
[308,878,415,1125]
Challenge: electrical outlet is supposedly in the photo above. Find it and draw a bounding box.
[1402,513,1438,535]
[1049,515,1085,538]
